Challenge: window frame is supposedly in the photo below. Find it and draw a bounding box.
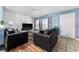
[41,18,48,30]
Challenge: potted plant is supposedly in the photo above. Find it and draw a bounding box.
[0,20,4,25]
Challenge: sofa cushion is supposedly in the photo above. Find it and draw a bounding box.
[44,30,48,35]
[39,30,44,34]
[47,30,51,35]
[44,29,52,35]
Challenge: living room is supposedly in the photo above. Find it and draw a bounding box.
[0,6,79,52]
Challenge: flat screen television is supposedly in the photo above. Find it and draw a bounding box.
[22,23,32,30]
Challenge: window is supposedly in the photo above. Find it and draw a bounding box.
[35,19,39,30]
[42,18,48,30]
[52,17,55,28]
[52,15,59,28]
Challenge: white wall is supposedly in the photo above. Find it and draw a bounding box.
[3,10,34,31]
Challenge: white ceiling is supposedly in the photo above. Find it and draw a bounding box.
[4,6,79,17]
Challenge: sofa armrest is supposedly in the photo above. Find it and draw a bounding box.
[4,32,28,51]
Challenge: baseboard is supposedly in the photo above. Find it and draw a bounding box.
[59,35,79,41]
[75,38,79,41]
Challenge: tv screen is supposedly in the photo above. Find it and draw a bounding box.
[22,23,32,30]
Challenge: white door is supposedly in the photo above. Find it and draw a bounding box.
[60,12,75,38]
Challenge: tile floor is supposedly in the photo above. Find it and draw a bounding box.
[53,36,79,52]
[1,36,79,52]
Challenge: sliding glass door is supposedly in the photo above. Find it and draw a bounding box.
[42,18,48,30]
[35,19,39,30]
[0,7,4,45]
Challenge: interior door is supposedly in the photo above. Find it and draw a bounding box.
[60,12,75,38]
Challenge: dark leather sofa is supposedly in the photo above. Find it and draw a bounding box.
[33,27,59,52]
[4,28,28,51]
[7,32,28,51]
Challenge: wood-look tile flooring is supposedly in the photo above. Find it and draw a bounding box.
[10,36,79,52]
[10,40,45,52]
[53,36,79,52]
